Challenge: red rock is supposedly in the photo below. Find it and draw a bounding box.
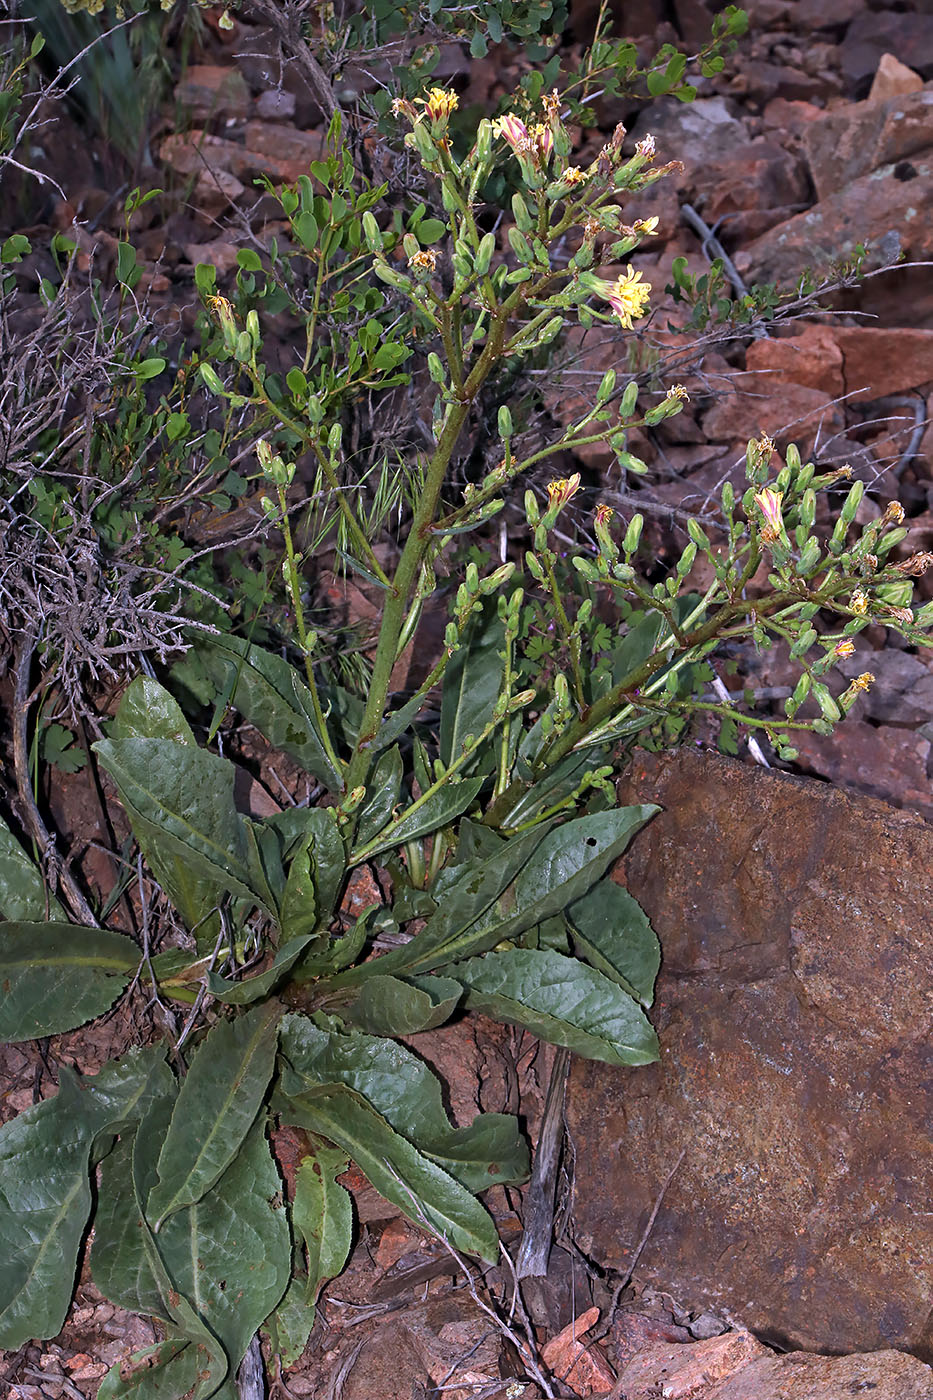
[244,120,325,169]
[792,718,933,822]
[182,239,240,277]
[701,379,842,455]
[541,1307,614,1397]
[567,749,933,1356]
[831,326,933,401]
[803,89,933,201]
[174,64,251,120]
[744,323,844,398]
[617,1337,932,1400]
[735,156,933,287]
[700,139,808,222]
[760,97,825,147]
[841,11,933,96]
[869,54,924,103]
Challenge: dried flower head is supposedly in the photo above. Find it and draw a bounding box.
[881,501,905,526]
[562,166,588,187]
[635,133,656,160]
[886,605,914,625]
[595,503,614,526]
[600,266,651,329]
[851,672,875,693]
[666,384,689,402]
[408,248,438,273]
[849,589,870,615]
[893,551,933,576]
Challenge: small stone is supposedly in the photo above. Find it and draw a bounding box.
[869,53,924,103]
[175,65,250,120]
[689,1311,727,1339]
[255,89,296,121]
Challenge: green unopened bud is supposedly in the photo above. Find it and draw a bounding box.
[362,210,382,254]
[721,480,734,513]
[260,495,277,518]
[475,231,496,277]
[498,404,513,439]
[411,120,439,164]
[623,513,644,557]
[328,423,342,454]
[597,369,616,406]
[798,488,816,532]
[199,362,225,395]
[789,626,817,660]
[479,562,516,594]
[234,329,253,363]
[475,117,493,162]
[524,551,546,583]
[373,262,412,292]
[785,442,801,473]
[687,517,710,550]
[785,672,811,717]
[619,380,638,417]
[306,395,324,424]
[512,192,533,231]
[427,352,445,383]
[524,489,540,528]
[245,309,260,351]
[840,479,864,525]
[812,680,841,723]
[508,227,534,263]
[402,232,420,260]
[796,537,822,574]
[444,621,460,653]
[676,540,697,576]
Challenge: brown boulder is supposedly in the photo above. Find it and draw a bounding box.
[869,54,925,104]
[566,748,933,1358]
[701,378,842,454]
[832,326,933,401]
[615,1333,933,1400]
[803,88,933,201]
[744,324,844,398]
[735,157,933,286]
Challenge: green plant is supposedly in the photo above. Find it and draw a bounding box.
[2,70,932,1400]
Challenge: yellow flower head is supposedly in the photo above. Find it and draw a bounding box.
[834,639,856,659]
[850,589,870,615]
[851,672,875,693]
[421,88,458,123]
[595,503,614,527]
[546,474,581,511]
[881,501,905,527]
[666,384,689,402]
[601,266,651,329]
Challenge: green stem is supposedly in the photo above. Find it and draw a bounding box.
[344,313,512,794]
[275,484,345,783]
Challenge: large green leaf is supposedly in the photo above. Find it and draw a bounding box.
[292,1145,352,1303]
[94,737,270,930]
[450,948,659,1067]
[279,1014,527,1192]
[0,814,64,922]
[263,1270,317,1370]
[0,923,139,1041]
[98,1336,218,1400]
[439,609,503,769]
[155,1115,290,1386]
[264,807,346,923]
[354,776,485,861]
[0,1047,170,1348]
[112,676,195,744]
[345,973,462,1035]
[147,1002,280,1229]
[567,879,660,1008]
[333,820,553,984]
[92,1092,176,1319]
[197,635,343,792]
[278,1086,500,1261]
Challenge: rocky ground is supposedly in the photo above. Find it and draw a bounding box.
[2,0,933,1395]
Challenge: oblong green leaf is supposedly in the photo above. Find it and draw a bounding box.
[440,610,504,769]
[112,677,194,744]
[0,1048,170,1348]
[279,1085,500,1261]
[292,1145,352,1303]
[94,737,268,928]
[196,636,344,792]
[345,973,462,1035]
[279,1014,527,1192]
[156,1115,290,1381]
[0,815,64,923]
[0,923,139,1042]
[450,948,659,1067]
[355,747,403,846]
[148,1002,280,1229]
[205,934,314,1004]
[567,879,660,1008]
